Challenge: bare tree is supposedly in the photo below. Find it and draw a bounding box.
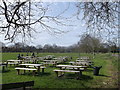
[78,34,101,53]
[0,1,119,43]
[0,0,70,42]
[75,2,119,39]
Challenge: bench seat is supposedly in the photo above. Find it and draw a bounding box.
[53,69,82,79]
[40,66,46,73]
[15,67,37,70]
[44,62,57,66]
[8,63,19,65]
[63,67,85,70]
[28,66,46,73]
[53,69,80,73]
[0,81,34,90]
[15,67,37,75]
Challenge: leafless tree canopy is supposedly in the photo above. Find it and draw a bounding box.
[76,2,119,38]
[0,1,119,42]
[0,0,70,42]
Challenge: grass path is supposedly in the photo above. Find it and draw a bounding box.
[103,55,118,88]
[99,54,118,88]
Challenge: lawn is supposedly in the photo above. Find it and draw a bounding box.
[1,52,119,88]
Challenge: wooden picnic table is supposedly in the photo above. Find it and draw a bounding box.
[69,59,93,66]
[76,60,92,62]
[56,65,87,70]
[22,56,38,63]
[77,57,90,60]
[0,63,7,72]
[56,65,87,71]
[75,60,93,66]
[43,60,58,66]
[54,64,87,79]
[43,60,57,63]
[7,60,22,62]
[69,61,75,65]
[19,64,43,73]
[7,60,23,66]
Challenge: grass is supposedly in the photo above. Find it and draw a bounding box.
[1,52,119,88]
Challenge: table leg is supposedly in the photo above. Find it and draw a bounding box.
[2,66,5,72]
[79,71,82,76]
[33,70,36,76]
[17,69,20,75]
[37,66,40,74]
[77,71,82,79]
[24,70,26,74]
[42,68,44,73]
[55,71,58,77]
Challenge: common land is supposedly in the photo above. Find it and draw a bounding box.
[1,52,119,88]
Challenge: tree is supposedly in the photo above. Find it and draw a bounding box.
[36,45,42,49]
[0,0,70,42]
[78,34,101,53]
[76,2,119,40]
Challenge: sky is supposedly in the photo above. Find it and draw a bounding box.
[1,1,118,47]
[0,2,87,47]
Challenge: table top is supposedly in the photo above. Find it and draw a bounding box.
[56,65,71,67]
[7,60,22,62]
[43,60,57,62]
[69,61,75,63]
[0,63,7,66]
[23,56,31,58]
[19,63,42,66]
[77,57,90,60]
[56,65,87,68]
[53,58,58,60]
[76,60,92,63]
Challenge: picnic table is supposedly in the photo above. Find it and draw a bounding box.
[15,63,46,75]
[43,60,58,66]
[54,64,87,79]
[19,64,43,73]
[69,61,75,65]
[22,56,38,63]
[69,61,93,66]
[77,57,90,60]
[23,56,32,58]
[76,60,92,62]
[75,60,93,66]
[0,63,7,72]
[7,60,23,66]
[56,65,87,70]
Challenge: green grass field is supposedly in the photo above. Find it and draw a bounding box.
[1,52,119,88]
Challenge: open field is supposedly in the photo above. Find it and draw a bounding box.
[1,52,119,88]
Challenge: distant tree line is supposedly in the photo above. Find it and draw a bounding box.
[1,34,119,53]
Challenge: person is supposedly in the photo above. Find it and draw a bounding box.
[26,53,28,56]
[32,52,35,57]
[21,54,24,57]
[17,54,21,60]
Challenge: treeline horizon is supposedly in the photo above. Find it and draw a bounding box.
[1,34,119,53]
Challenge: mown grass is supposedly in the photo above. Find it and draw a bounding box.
[1,52,119,88]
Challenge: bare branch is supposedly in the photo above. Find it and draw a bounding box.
[0,1,71,42]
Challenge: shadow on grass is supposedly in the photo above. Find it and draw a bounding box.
[0,70,10,73]
[37,72,51,76]
[58,74,93,80]
[15,72,51,77]
[49,66,57,68]
[85,69,93,72]
[95,74,111,77]
[78,74,93,80]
